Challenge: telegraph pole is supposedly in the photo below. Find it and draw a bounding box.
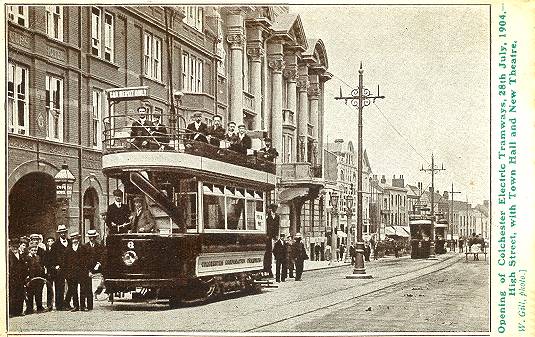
[449,183,461,241]
[420,154,445,258]
[336,62,384,279]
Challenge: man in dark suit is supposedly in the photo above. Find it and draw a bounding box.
[207,115,225,147]
[293,233,307,281]
[264,204,280,278]
[49,224,70,310]
[225,122,239,151]
[272,234,288,282]
[130,106,154,149]
[130,196,156,233]
[235,124,252,155]
[9,238,28,317]
[81,230,102,311]
[151,114,170,150]
[258,138,279,162]
[106,189,130,234]
[186,111,208,143]
[64,232,87,311]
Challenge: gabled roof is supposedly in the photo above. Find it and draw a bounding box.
[271,13,307,50]
[303,38,328,70]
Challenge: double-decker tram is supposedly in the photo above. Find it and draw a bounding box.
[101,92,276,306]
[408,214,433,259]
[434,217,448,254]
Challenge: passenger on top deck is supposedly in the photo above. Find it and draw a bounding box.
[130,107,154,149]
[151,114,170,150]
[207,115,225,147]
[186,112,208,143]
[258,138,279,162]
[225,121,239,151]
[234,124,252,155]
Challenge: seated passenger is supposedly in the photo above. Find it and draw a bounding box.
[129,196,156,233]
[258,138,279,161]
[225,122,239,151]
[207,115,225,147]
[151,114,170,150]
[234,124,252,155]
[130,107,154,149]
[186,112,208,143]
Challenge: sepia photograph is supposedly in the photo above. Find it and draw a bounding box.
[5,2,530,335]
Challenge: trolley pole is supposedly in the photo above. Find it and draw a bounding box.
[420,154,445,258]
[336,62,384,279]
[449,183,461,242]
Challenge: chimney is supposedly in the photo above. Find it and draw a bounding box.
[443,191,449,200]
[380,175,386,184]
[392,174,405,188]
[418,182,423,192]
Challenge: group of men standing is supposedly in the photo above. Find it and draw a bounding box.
[8,226,103,317]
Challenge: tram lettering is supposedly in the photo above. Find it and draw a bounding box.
[201,260,224,267]
[247,257,261,263]
[225,258,246,265]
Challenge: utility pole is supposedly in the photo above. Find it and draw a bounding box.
[336,62,384,279]
[449,183,461,241]
[420,154,445,258]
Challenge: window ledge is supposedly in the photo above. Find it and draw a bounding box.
[88,54,119,69]
[140,74,164,86]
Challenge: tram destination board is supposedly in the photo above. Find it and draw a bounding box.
[106,86,149,101]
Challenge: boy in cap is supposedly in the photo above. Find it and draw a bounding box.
[235,124,252,155]
[106,189,130,234]
[25,243,46,314]
[207,115,225,147]
[186,111,208,143]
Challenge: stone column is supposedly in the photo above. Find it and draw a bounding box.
[297,65,309,162]
[247,46,264,130]
[308,76,320,166]
[226,10,245,124]
[268,56,284,160]
[283,64,298,162]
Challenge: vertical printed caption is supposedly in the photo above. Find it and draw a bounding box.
[496,3,527,335]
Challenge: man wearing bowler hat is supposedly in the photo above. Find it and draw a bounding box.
[64,232,88,311]
[106,189,130,234]
[49,224,70,310]
[293,233,308,281]
[81,230,102,311]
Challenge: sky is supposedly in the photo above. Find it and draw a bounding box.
[291,5,490,205]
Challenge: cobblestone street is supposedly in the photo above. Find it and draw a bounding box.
[9,252,489,333]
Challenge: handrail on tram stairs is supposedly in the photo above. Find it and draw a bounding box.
[129,171,185,233]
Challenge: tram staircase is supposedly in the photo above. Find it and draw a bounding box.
[129,171,184,233]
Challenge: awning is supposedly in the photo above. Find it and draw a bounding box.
[385,226,410,238]
[337,230,347,238]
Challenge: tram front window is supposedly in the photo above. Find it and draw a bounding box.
[204,194,225,229]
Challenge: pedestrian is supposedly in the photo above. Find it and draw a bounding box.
[106,189,130,234]
[64,232,87,311]
[373,242,379,260]
[364,242,371,262]
[394,240,400,258]
[8,238,28,318]
[286,236,295,278]
[349,243,356,264]
[264,204,280,277]
[129,196,156,233]
[82,230,103,311]
[43,236,55,310]
[339,243,345,262]
[49,224,71,310]
[207,115,225,147]
[272,234,288,282]
[293,233,308,281]
[130,106,154,149]
[186,111,208,143]
[25,243,46,314]
[314,242,321,261]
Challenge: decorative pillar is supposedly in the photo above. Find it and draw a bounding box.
[268,42,285,160]
[226,10,245,124]
[297,65,309,162]
[283,63,298,162]
[247,46,264,130]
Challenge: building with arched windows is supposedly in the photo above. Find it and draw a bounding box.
[7,5,330,242]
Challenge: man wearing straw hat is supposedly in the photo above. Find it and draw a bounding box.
[49,224,70,310]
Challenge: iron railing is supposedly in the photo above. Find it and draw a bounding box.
[102,113,276,174]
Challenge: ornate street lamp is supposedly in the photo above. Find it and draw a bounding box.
[54,164,76,225]
[329,193,339,265]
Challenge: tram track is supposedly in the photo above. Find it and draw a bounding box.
[244,254,461,332]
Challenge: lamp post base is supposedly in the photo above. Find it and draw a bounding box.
[346,248,372,279]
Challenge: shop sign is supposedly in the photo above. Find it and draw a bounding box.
[56,183,73,198]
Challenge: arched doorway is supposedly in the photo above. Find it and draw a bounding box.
[83,187,100,237]
[9,172,57,239]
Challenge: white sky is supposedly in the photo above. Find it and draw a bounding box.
[291,5,490,205]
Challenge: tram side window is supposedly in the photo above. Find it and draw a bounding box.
[226,187,245,230]
[203,184,225,229]
[179,193,197,230]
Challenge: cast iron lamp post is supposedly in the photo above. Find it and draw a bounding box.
[344,195,354,263]
[329,193,339,265]
[54,164,76,225]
